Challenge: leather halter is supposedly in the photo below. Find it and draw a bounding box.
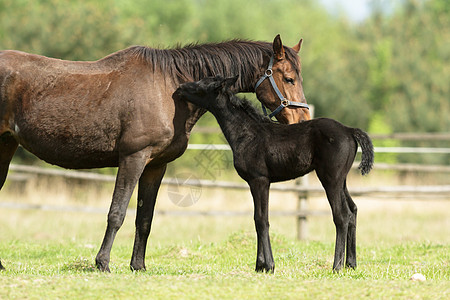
[254,55,309,119]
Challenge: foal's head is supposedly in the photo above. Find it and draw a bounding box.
[174,76,238,110]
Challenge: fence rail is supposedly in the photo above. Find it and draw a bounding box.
[187,144,450,154]
[191,128,450,141]
[8,164,450,194]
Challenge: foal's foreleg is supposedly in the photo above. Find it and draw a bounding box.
[95,152,148,272]
[249,177,274,273]
[130,164,167,271]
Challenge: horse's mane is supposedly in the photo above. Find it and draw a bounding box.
[113,40,301,91]
[226,92,272,124]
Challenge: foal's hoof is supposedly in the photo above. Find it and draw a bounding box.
[346,262,357,269]
[255,263,275,273]
[130,264,146,272]
[332,265,343,273]
[0,260,5,270]
[95,260,111,272]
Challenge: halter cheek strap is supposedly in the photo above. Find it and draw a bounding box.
[254,55,309,119]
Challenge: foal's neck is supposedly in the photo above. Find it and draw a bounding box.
[209,98,259,150]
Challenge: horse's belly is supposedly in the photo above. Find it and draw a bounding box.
[15,117,121,169]
[19,137,120,169]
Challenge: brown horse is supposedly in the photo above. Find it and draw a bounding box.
[0,35,310,272]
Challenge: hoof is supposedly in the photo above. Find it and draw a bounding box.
[95,260,111,272]
[346,262,357,269]
[130,265,146,272]
[255,263,275,273]
[0,260,4,270]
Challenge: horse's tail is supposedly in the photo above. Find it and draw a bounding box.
[351,128,374,176]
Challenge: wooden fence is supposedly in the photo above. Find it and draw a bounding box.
[5,162,450,239]
[3,132,450,239]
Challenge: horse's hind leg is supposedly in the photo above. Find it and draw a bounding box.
[0,132,18,190]
[344,182,357,269]
[130,164,167,271]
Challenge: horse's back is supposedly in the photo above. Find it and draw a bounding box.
[0,49,178,169]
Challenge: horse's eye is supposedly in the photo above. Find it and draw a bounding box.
[285,78,295,85]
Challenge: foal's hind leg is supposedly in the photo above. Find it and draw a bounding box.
[320,178,351,272]
[344,182,357,269]
[0,132,18,190]
[130,164,167,271]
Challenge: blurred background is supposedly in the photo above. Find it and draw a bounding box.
[1,0,448,164]
[1,0,449,243]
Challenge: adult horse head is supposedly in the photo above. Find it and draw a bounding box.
[0,34,310,272]
[254,35,310,123]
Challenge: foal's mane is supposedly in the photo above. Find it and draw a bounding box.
[115,40,301,91]
[227,92,272,124]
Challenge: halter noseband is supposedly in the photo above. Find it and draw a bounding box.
[254,55,309,119]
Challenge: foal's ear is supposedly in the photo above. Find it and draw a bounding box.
[208,76,225,91]
[212,75,238,91]
[292,38,303,53]
[223,75,239,89]
[273,34,285,61]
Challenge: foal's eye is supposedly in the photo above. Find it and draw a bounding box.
[285,77,295,85]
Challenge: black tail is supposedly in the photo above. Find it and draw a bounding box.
[352,128,374,176]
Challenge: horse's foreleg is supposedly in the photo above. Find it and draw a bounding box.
[0,133,18,190]
[249,177,274,273]
[344,183,357,269]
[95,152,148,272]
[130,164,167,271]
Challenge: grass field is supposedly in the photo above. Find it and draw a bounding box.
[1,173,449,299]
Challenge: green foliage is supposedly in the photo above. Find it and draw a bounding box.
[360,0,450,134]
[368,112,399,163]
[0,0,124,60]
[1,0,448,164]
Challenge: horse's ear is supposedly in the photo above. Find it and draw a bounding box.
[292,38,303,53]
[273,34,285,61]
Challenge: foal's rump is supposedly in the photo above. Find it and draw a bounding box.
[312,118,374,176]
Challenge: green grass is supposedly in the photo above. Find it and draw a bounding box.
[1,232,449,299]
[1,206,449,299]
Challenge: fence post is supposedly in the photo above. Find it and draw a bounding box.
[296,176,309,240]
